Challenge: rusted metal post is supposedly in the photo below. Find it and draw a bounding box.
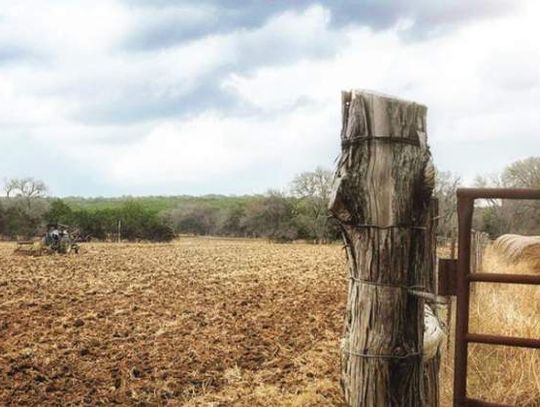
[454,194,474,406]
[452,187,540,406]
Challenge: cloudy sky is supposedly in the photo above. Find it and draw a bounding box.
[0,0,539,197]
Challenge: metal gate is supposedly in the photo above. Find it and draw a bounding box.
[441,188,540,407]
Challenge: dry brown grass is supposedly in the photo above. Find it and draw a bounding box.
[440,245,540,406]
[0,239,537,406]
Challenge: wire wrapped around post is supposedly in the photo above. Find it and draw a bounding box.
[330,90,441,406]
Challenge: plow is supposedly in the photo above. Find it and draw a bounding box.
[15,224,80,256]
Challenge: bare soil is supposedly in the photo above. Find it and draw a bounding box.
[0,239,347,406]
[1,239,538,406]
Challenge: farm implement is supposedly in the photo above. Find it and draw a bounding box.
[15,223,80,256]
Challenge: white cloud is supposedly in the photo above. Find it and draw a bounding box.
[0,0,128,56]
[222,1,540,177]
[58,102,338,190]
[0,0,538,195]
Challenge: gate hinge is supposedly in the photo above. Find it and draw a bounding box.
[438,258,457,296]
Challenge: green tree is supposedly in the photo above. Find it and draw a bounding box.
[2,206,40,239]
[44,199,73,225]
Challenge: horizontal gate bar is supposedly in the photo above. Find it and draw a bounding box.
[466,333,540,349]
[467,273,540,285]
[465,398,513,407]
[457,188,540,200]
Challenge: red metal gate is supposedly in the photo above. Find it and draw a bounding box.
[447,188,540,407]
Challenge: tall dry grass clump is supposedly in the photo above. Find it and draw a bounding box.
[441,245,540,406]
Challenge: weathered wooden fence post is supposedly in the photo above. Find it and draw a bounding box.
[422,199,440,406]
[329,90,439,406]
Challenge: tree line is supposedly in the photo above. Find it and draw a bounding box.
[0,168,338,242]
[435,156,540,238]
[1,157,539,242]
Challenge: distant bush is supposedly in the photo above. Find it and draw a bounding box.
[146,222,175,242]
[44,200,175,242]
[2,205,41,239]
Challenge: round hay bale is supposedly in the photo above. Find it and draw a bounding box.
[494,234,540,268]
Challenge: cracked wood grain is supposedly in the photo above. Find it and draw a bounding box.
[330,90,439,407]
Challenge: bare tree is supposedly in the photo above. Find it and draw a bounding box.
[474,157,540,236]
[3,177,48,210]
[434,170,461,238]
[241,191,298,241]
[291,166,333,201]
[502,157,540,234]
[3,178,19,198]
[502,156,540,188]
[290,166,333,242]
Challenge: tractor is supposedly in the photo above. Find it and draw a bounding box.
[15,223,80,255]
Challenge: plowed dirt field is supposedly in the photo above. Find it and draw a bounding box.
[0,239,347,406]
[1,239,538,406]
